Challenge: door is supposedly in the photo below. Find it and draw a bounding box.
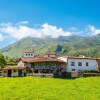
[8,70,12,77]
[18,70,22,77]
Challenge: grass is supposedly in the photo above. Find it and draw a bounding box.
[0,77,100,100]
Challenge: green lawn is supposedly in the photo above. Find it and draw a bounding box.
[0,77,100,100]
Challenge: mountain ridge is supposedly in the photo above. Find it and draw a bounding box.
[0,35,100,58]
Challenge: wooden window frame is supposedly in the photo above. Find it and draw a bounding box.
[78,62,82,66]
[70,62,75,66]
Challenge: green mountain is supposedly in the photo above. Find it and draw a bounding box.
[0,35,100,58]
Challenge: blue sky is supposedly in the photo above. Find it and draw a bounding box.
[0,0,100,48]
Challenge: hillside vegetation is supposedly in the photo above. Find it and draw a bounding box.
[0,35,100,58]
[0,77,100,100]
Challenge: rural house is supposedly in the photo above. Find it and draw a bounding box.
[58,56,100,72]
[18,50,66,75]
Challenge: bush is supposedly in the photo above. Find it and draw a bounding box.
[66,72,71,78]
[53,73,61,78]
[61,72,67,78]
[41,74,46,77]
[83,73,100,77]
[80,70,100,73]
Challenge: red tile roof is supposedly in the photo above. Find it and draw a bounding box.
[59,56,100,60]
[3,66,25,70]
[24,50,34,53]
[21,57,66,63]
[45,52,56,55]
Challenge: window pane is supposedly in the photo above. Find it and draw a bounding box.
[70,62,75,66]
[4,71,6,73]
[78,62,82,66]
[86,62,88,66]
[72,69,75,71]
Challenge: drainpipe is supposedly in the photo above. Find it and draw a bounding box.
[66,58,68,72]
[96,60,99,71]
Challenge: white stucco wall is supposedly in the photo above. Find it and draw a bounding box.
[12,70,18,76]
[49,55,56,58]
[12,70,24,77]
[58,57,98,72]
[45,54,56,58]
[58,57,68,62]
[67,58,98,72]
[3,70,25,77]
[2,70,8,77]
[3,70,18,77]
[24,53,34,57]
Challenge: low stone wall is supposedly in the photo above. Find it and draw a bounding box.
[83,73,100,77]
[32,73,53,78]
[71,71,78,77]
[71,71,100,77]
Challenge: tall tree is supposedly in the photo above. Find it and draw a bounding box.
[0,54,6,69]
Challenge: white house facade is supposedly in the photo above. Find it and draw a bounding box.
[24,50,34,58]
[58,56,99,72]
[67,58,98,72]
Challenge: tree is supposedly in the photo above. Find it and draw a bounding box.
[0,54,6,69]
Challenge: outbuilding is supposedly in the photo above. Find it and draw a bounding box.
[2,66,25,77]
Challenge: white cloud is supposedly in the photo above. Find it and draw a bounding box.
[17,21,29,25]
[0,21,100,41]
[88,25,100,35]
[68,27,79,31]
[0,33,4,41]
[0,22,72,40]
[1,22,12,27]
[41,23,71,38]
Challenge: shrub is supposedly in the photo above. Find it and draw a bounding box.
[53,73,61,78]
[66,72,71,78]
[83,73,100,77]
[61,72,67,78]
[41,74,46,77]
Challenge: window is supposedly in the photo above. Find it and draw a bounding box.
[28,54,30,56]
[26,54,27,56]
[72,69,75,71]
[86,62,89,66]
[4,71,6,73]
[70,62,75,66]
[78,62,82,66]
[31,54,33,56]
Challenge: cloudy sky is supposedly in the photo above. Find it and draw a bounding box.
[0,0,100,48]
